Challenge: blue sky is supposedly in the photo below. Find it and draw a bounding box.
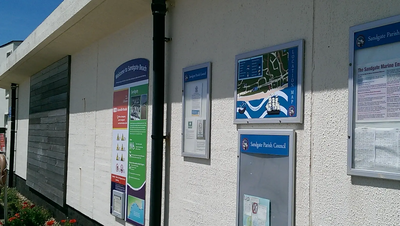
[0,0,63,46]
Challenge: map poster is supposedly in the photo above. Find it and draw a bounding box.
[243,194,270,226]
[182,62,211,159]
[234,40,304,124]
[110,58,149,224]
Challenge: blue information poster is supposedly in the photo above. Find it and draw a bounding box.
[235,40,303,124]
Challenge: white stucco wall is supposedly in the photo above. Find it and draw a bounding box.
[166,0,314,225]
[15,79,30,179]
[68,14,153,225]
[310,1,400,225]
[65,0,400,226]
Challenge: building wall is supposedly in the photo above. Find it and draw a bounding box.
[166,0,314,225]
[15,79,30,179]
[13,0,400,225]
[27,56,70,206]
[67,14,153,225]
[311,1,400,225]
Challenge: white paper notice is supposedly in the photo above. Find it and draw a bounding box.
[354,127,375,169]
[356,60,400,122]
[354,127,400,171]
[191,83,203,117]
[375,128,398,170]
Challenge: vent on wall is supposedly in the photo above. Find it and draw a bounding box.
[6,51,12,58]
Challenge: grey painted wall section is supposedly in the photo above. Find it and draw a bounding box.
[26,56,70,206]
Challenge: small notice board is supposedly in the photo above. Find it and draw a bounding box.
[349,15,400,180]
[182,62,211,159]
[237,129,294,226]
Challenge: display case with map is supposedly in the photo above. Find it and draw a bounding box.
[234,40,304,124]
[348,15,400,180]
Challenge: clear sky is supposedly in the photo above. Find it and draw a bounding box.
[0,0,63,46]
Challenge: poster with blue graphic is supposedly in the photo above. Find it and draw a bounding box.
[234,40,304,124]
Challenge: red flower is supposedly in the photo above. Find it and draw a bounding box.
[69,219,77,223]
[14,213,20,218]
[46,220,55,225]
[8,217,16,222]
[30,204,35,208]
[61,219,66,223]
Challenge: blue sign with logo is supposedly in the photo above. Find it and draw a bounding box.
[354,21,400,50]
[240,134,289,156]
[184,67,208,83]
[114,58,149,88]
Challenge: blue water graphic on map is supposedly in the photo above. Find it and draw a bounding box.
[128,201,144,225]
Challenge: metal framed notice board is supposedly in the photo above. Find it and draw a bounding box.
[234,40,304,124]
[182,62,211,159]
[237,129,295,226]
[348,15,400,180]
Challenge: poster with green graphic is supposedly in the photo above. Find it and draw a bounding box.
[127,83,148,225]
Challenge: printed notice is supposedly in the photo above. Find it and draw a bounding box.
[375,128,398,170]
[183,64,210,158]
[354,127,375,169]
[191,83,203,117]
[243,194,270,226]
[356,59,400,122]
[354,127,400,171]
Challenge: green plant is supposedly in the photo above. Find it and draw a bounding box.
[0,187,23,216]
[7,204,51,226]
[0,188,77,226]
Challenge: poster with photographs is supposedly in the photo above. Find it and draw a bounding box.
[111,58,149,224]
[182,62,211,158]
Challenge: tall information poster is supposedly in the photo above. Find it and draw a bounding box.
[234,40,304,124]
[182,62,211,158]
[111,58,149,225]
[349,15,400,180]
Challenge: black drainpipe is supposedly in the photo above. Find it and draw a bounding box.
[9,83,17,187]
[150,0,166,225]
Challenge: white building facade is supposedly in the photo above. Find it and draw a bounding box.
[0,0,400,225]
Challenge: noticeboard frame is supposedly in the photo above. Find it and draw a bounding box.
[234,40,304,124]
[348,15,400,180]
[181,62,211,159]
[236,129,295,226]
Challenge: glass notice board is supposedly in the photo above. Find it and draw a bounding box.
[182,62,211,159]
[348,15,400,180]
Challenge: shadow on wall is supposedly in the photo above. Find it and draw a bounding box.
[351,176,400,190]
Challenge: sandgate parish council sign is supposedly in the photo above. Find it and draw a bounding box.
[234,40,304,124]
[237,129,295,226]
[111,58,149,225]
[240,134,289,156]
